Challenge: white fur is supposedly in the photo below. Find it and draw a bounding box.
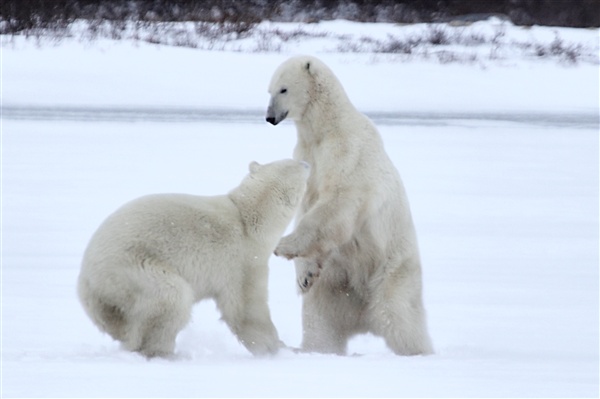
[78,159,309,357]
[267,56,433,356]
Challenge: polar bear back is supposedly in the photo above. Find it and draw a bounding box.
[81,194,248,298]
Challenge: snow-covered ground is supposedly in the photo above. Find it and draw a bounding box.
[2,20,599,397]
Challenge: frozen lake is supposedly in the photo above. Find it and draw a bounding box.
[4,104,598,127]
[2,106,598,397]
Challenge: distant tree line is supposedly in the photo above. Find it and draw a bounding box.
[2,0,599,33]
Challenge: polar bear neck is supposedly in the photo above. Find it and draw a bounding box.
[228,184,293,243]
[295,74,357,147]
[310,69,352,115]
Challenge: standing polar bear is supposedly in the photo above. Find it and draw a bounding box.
[78,159,309,357]
[266,56,433,356]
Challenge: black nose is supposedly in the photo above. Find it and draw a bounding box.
[266,117,277,125]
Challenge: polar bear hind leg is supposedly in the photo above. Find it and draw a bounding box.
[301,282,367,355]
[124,268,194,358]
[79,259,194,358]
[368,267,433,356]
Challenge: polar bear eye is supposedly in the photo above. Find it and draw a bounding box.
[280,88,287,94]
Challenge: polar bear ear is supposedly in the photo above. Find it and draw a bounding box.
[305,61,315,76]
[249,161,261,173]
[305,60,317,77]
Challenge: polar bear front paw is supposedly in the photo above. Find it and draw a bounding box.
[298,270,320,293]
[295,258,321,293]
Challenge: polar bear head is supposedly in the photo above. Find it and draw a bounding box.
[238,158,310,212]
[232,158,309,239]
[266,55,347,126]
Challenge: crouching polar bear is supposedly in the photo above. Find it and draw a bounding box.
[78,159,309,357]
[267,56,433,356]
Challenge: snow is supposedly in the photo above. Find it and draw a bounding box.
[2,20,599,397]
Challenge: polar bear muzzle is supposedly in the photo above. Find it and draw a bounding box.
[266,109,288,125]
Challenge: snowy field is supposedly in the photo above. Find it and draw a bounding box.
[2,20,599,397]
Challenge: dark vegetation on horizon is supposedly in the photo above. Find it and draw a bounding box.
[2,0,599,34]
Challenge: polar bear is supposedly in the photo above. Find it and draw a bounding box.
[77,159,309,358]
[266,56,433,356]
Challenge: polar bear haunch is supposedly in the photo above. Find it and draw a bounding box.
[78,159,309,358]
[267,55,433,356]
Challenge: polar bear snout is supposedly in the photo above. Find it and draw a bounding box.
[265,109,288,125]
[266,95,289,125]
